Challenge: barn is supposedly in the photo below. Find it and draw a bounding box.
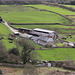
[30,28,58,46]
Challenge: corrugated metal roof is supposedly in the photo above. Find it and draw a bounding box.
[38,40,47,46]
[39,36,48,41]
[20,33,32,38]
[30,31,49,36]
[47,38,54,42]
[31,36,39,40]
[34,28,55,33]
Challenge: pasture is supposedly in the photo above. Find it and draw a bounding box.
[25,5,75,15]
[0,23,15,50]
[0,5,71,24]
[35,48,75,61]
[64,5,75,9]
[0,4,75,61]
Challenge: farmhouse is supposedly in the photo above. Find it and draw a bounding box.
[30,28,58,46]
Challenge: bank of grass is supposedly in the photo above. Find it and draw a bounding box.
[25,5,75,15]
[35,48,75,61]
[13,24,75,29]
[13,24,75,34]
[63,5,75,9]
[0,23,15,50]
[0,5,71,24]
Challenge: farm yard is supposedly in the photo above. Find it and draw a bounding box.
[0,4,75,62]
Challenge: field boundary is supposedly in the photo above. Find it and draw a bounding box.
[11,23,63,25]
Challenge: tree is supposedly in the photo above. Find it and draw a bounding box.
[0,41,7,62]
[9,48,19,56]
[16,38,35,64]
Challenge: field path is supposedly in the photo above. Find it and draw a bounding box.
[3,20,18,33]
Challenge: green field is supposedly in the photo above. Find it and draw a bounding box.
[13,24,75,29]
[0,23,15,50]
[0,4,75,61]
[0,5,71,24]
[35,48,75,61]
[25,5,75,15]
[64,5,75,9]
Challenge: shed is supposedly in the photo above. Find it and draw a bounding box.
[18,28,31,33]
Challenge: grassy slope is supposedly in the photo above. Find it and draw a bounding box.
[0,5,75,61]
[64,5,75,9]
[0,23,15,50]
[0,5,70,24]
[35,48,75,61]
[25,5,75,15]
[13,25,75,34]
[13,25,75,29]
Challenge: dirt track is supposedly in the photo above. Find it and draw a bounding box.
[3,20,18,33]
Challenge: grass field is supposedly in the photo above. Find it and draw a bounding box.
[64,5,75,9]
[25,5,75,15]
[0,23,15,50]
[35,48,75,61]
[0,4,75,61]
[0,5,71,24]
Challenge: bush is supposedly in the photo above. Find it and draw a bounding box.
[9,48,19,56]
[0,41,7,62]
[7,54,21,64]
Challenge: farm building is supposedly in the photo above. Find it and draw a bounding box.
[18,28,31,33]
[18,28,58,46]
[0,17,2,23]
[30,28,58,46]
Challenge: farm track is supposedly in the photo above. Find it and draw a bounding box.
[3,20,18,33]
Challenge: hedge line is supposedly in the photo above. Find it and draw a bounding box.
[0,61,74,68]
[63,64,75,71]
[0,63,25,68]
[11,23,63,25]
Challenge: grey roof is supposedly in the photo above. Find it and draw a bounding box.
[39,36,49,42]
[30,31,49,36]
[47,38,54,42]
[31,36,39,40]
[38,40,47,46]
[20,33,32,38]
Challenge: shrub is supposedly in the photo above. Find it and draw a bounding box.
[9,48,19,56]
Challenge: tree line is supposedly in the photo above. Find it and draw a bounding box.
[0,0,75,5]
